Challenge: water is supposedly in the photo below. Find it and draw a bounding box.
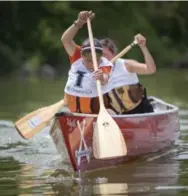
[0,69,188,195]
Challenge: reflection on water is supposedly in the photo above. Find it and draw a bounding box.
[0,70,188,195]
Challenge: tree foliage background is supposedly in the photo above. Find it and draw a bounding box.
[1,1,188,76]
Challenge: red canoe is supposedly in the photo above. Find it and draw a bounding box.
[50,96,180,172]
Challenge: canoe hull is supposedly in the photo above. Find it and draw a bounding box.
[50,97,180,172]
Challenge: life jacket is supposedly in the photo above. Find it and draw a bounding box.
[64,93,109,114]
[107,83,145,114]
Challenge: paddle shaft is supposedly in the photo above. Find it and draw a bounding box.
[111,40,138,64]
[87,19,128,158]
[87,19,105,108]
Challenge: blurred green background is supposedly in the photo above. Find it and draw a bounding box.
[1,3,188,195]
[1,1,188,78]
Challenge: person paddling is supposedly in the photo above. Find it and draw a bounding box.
[100,35,156,114]
[61,11,113,114]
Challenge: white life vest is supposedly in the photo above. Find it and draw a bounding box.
[64,57,113,97]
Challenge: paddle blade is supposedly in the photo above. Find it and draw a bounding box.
[15,100,64,139]
[93,109,127,159]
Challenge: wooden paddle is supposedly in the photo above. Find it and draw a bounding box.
[15,38,137,140]
[87,18,127,159]
[111,40,138,64]
[15,99,65,139]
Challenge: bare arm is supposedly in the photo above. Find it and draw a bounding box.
[61,22,83,56]
[125,34,156,75]
[61,11,95,56]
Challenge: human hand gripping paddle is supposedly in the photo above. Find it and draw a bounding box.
[15,37,137,140]
[87,18,135,159]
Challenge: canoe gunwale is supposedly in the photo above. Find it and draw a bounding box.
[55,96,179,118]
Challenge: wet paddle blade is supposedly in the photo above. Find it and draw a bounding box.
[93,109,127,159]
[15,99,64,139]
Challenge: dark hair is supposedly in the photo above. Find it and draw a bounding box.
[81,38,103,55]
[100,38,118,55]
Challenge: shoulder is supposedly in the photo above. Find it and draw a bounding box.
[71,58,82,67]
[113,58,126,66]
[69,45,82,64]
[115,58,135,73]
[99,57,113,74]
[101,57,113,67]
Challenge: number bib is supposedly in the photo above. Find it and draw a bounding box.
[64,57,112,97]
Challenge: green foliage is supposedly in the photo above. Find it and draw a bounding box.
[1,1,188,75]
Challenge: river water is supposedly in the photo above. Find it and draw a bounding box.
[0,69,188,195]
